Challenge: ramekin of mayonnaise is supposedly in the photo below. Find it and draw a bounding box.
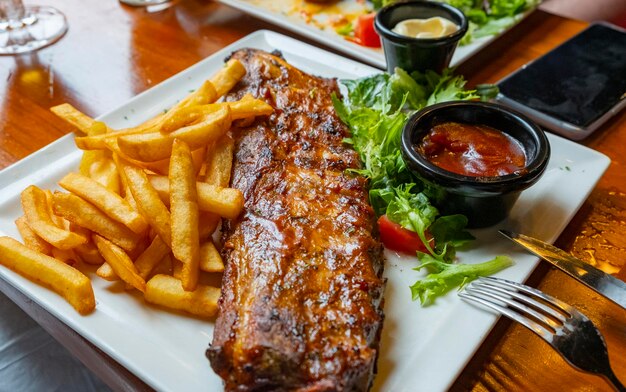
[374,1,468,73]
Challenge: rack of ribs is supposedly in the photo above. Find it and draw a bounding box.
[207,49,385,391]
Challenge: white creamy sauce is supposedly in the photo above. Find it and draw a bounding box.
[392,17,459,39]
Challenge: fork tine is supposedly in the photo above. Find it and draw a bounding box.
[481,277,577,317]
[459,290,554,341]
[472,279,568,323]
[465,286,562,330]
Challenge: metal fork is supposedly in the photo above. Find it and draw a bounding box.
[459,277,625,391]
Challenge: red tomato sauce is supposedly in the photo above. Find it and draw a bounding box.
[416,122,527,177]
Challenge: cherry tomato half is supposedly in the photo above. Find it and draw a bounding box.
[354,13,381,48]
[377,214,433,254]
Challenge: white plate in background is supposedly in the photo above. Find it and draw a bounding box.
[219,0,537,69]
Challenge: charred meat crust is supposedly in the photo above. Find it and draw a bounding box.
[207,49,385,392]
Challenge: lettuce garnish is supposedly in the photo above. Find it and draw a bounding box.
[333,68,511,305]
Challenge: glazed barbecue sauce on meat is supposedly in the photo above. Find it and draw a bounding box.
[207,49,385,391]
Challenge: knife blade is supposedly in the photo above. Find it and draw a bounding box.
[499,229,626,310]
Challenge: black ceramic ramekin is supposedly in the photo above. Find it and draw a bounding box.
[374,1,468,74]
[401,101,551,228]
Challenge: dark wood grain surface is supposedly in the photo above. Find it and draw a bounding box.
[1,1,624,391]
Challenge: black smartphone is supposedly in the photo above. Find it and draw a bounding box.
[496,23,626,140]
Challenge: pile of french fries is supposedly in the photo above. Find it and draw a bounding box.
[0,59,271,317]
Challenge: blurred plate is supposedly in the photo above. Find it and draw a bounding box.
[0,30,608,392]
[219,0,537,68]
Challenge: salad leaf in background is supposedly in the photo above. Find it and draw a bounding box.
[334,68,512,305]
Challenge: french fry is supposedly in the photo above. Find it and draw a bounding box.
[78,121,110,177]
[43,189,68,229]
[117,106,232,162]
[172,257,183,280]
[144,274,220,318]
[122,163,172,247]
[148,176,243,219]
[152,253,173,276]
[198,212,221,240]
[211,58,247,97]
[160,97,271,133]
[204,133,234,187]
[52,192,142,252]
[74,113,168,151]
[134,235,170,280]
[51,247,79,265]
[199,240,224,273]
[0,237,95,314]
[21,186,87,250]
[50,103,108,136]
[140,147,206,177]
[15,216,52,255]
[59,172,148,234]
[68,223,105,266]
[170,139,200,291]
[89,157,121,195]
[93,235,146,292]
[169,80,218,112]
[75,243,105,265]
[96,262,118,281]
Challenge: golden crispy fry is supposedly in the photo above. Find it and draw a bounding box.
[160,97,271,133]
[212,58,247,97]
[50,104,108,136]
[199,240,224,273]
[152,253,173,276]
[93,235,146,292]
[140,147,206,177]
[51,247,79,265]
[66,223,103,265]
[172,257,183,280]
[144,274,220,318]
[89,157,121,195]
[0,237,95,314]
[117,106,231,162]
[122,163,172,247]
[78,122,110,177]
[170,139,200,291]
[148,176,243,219]
[168,80,218,115]
[96,262,118,281]
[198,212,221,240]
[134,235,170,280]
[74,113,167,151]
[59,172,148,234]
[52,192,142,252]
[21,186,87,250]
[43,189,68,229]
[15,216,52,255]
[75,243,105,265]
[204,133,234,187]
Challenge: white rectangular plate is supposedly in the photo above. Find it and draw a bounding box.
[218,0,536,69]
[0,30,609,392]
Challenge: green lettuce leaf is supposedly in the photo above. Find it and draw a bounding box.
[410,255,514,305]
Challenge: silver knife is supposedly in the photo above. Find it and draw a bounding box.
[499,229,626,310]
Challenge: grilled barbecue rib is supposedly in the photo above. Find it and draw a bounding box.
[207,49,385,391]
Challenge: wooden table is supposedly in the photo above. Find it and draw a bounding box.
[1,1,624,391]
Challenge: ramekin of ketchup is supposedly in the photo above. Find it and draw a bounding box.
[401,101,550,228]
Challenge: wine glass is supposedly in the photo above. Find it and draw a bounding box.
[0,0,68,55]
